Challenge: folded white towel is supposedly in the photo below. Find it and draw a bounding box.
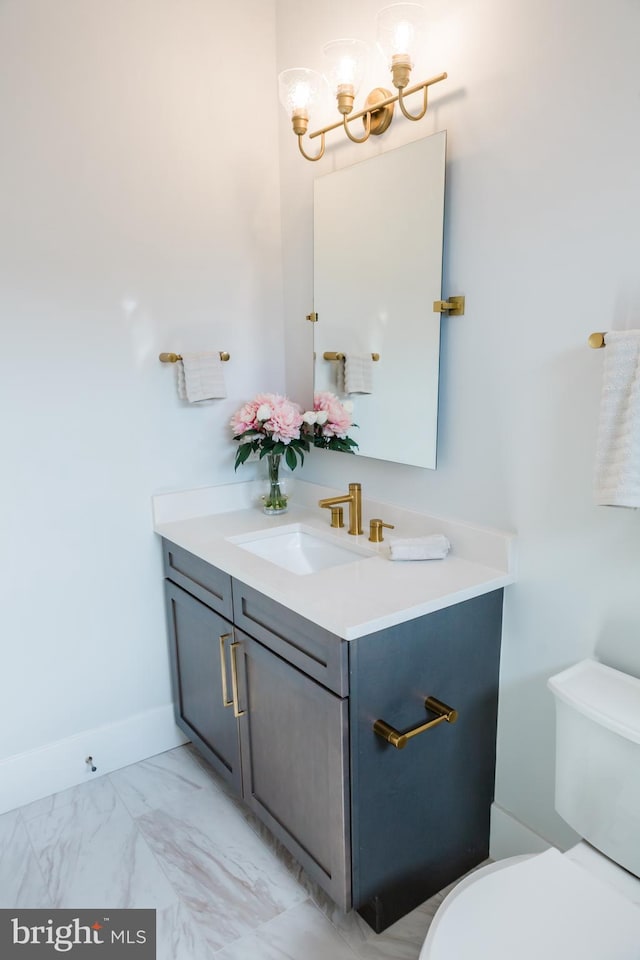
[343,354,373,395]
[594,330,640,508]
[177,352,227,402]
[388,534,451,561]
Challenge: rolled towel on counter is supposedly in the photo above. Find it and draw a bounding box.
[388,534,451,561]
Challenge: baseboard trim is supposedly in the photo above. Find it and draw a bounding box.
[489,802,553,860]
[0,705,188,815]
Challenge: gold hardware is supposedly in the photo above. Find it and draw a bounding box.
[362,87,395,135]
[588,332,606,349]
[368,518,395,543]
[433,296,465,316]
[295,72,447,161]
[306,312,319,322]
[229,641,246,719]
[159,352,230,363]
[219,633,233,709]
[373,696,458,750]
[330,506,345,529]
[319,482,363,536]
[323,352,380,362]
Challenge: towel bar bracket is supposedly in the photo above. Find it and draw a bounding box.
[433,295,465,316]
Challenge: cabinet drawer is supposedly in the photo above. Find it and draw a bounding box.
[162,540,233,620]
[232,580,348,696]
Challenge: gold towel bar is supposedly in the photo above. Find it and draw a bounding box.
[588,333,606,349]
[323,352,380,362]
[373,696,458,750]
[159,352,230,363]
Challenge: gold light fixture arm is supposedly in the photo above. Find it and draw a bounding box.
[398,84,429,121]
[374,696,458,750]
[343,110,372,144]
[308,72,447,141]
[298,132,326,162]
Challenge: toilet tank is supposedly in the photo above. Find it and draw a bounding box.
[548,659,640,879]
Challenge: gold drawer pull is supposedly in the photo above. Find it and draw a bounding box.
[373,696,458,750]
[230,641,246,719]
[219,633,233,708]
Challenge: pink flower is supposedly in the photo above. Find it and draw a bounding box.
[313,392,353,438]
[230,393,302,443]
[263,394,303,444]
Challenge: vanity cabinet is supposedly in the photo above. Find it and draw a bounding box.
[162,538,504,933]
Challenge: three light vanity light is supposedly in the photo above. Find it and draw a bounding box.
[278,3,447,162]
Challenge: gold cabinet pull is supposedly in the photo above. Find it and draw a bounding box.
[230,641,246,719]
[219,633,234,708]
[373,696,458,750]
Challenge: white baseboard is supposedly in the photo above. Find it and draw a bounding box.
[0,705,188,816]
[490,802,553,861]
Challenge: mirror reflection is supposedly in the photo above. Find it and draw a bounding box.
[313,131,446,469]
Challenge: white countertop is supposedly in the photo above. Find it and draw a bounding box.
[153,480,516,640]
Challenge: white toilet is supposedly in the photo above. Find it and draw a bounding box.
[419,658,640,959]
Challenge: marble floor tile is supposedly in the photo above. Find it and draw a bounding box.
[136,800,306,952]
[211,898,362,960]
[23,777,177,911]
[110,745,241,822]
[0,810,51,908]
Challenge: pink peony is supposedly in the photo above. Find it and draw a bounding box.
[314,392,353,438]
[230,393,302,444]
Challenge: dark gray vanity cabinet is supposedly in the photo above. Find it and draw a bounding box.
[161,538,504,933]
[162,540,351,909]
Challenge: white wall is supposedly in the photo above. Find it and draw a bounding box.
[276,0,640,852]
[0,0,283,811]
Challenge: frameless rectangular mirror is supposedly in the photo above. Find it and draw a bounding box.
[313,131,446,469]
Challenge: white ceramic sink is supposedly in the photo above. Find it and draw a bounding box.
[228,524,374,575]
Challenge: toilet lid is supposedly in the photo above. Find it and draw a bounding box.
[423,848,640,960]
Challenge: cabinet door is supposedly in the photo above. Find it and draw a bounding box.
[234,629,351,910]
[349,589,504,932]
[164,581,242,795]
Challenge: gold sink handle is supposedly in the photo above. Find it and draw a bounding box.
[373,696,458,749]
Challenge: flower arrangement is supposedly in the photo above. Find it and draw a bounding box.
[303,392,359,454]
[230,393,310,471]
[230,391,358,470]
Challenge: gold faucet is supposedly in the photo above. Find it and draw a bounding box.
[318,483,363,535]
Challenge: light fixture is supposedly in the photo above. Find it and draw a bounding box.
[278,3,447,162]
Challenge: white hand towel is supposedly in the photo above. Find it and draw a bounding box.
[343,354,373,395]
[388,534,451,561]
[177,352,227,402]
[594,330,640,508]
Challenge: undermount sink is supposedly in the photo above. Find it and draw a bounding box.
[228,524,374,575]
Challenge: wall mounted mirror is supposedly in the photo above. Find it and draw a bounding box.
[313,131,446,468]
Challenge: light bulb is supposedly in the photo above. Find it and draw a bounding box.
[376,3,424,65]
[323,39,368,95]
[323,38,368,116]
[278,68,324,116]
[376,3,424,90]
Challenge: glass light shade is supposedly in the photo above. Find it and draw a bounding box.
[322,39,368,96]
[376,3,425,65]
[278,68,324,116]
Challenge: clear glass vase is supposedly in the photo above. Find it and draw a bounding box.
[262,453,288,515]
